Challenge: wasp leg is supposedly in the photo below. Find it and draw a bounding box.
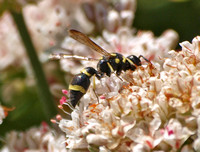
[114,73,123,81]
[92,76,99,103]
[138,55,150,63]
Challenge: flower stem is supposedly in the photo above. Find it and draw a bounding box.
[10,11,57,122]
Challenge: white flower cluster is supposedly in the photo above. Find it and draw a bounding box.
[58,36,200,151]
[1,122,67,152]
[23,0,137,54]
[0,0,93,70]
[23,0,90,53]
[82,0,137,32]
[0,12,26,70]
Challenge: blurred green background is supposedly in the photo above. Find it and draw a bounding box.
[134,0,200,43]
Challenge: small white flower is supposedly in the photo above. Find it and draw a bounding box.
[86,134,109,145]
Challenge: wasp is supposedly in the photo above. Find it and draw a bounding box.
[50,29,150,107]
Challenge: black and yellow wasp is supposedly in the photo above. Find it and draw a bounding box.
[50,29,150,107]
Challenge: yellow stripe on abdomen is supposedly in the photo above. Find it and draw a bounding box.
[69,85,86,94]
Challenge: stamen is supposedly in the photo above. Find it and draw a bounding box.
[100,95,106,99]
[60,96,67,105]
[58,105,71,116]
[56,114,62,121]
[58,105,63,109]
[63,101,75,111]
[50,119,59,124]
[62,89,68,95]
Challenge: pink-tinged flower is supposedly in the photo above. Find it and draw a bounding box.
[1,122,67,152]
[0,12,26,70]
[161,119,194,150]
[56,36,200,151]
[23,0,95,54]
[83,0,137,32]
[0,0,97,70]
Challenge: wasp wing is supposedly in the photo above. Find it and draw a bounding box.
[49,54,99,61]
[69,29,111,57]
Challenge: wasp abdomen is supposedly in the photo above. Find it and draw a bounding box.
[69,74,90,107]
[69,67,98,107]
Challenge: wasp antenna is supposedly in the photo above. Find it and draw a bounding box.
[49,54,61,59]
